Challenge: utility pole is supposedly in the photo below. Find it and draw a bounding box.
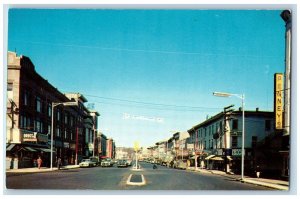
[224,104,234,173]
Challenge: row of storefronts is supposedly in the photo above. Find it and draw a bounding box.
[6,51,115,169]
[148,109,289,179]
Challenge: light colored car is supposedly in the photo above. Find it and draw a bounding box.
[126,159,132,166]
[101,158,113,167]
[79,159,96,168]
[117,160,128,168]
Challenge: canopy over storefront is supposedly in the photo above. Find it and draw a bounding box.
[210,156,224,161]
[205,155,215,160]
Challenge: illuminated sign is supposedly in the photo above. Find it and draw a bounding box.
[274,73,284,130]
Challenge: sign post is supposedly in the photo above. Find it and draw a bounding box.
[134,141,140,169]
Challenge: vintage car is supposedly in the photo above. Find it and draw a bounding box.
[89,156,100,166]
[79,159,96,168]
[117,160,128,168]
[126,159,132,166]
[101,158,113,167]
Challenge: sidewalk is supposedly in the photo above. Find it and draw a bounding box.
[6,165,80,176]
[187,167,289,191]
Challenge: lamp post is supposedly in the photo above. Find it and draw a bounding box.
[92,115,96,157]
[213,92,245,181]
[51,101,78,170]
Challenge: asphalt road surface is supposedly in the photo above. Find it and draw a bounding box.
[5,162,274,192]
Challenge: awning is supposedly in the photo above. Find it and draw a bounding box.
[40,148,52,153]
[6,144,16,151]
[227,156,233,161]
[34,147,53,153]
[211,156,224,161]
[205,155,215,160]
[25,147,37,152]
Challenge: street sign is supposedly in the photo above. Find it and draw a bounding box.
[134,141,140,152]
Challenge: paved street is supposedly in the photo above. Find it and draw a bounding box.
[6,162,274,191]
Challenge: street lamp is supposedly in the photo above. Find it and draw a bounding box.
[51,101,78,170]
[213,92,245,181]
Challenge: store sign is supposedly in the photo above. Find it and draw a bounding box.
[187,144,194,149]
[37,133,48,143]
[274,73,284,130]
[64,142,70,148]
[23,132,37,142]
[232,149,243,156]
[70,143,76,149]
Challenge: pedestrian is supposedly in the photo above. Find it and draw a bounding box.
[57,157,62,170]
[256,165,261,178]
[37,156,42,169]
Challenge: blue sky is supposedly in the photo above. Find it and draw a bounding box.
[8,9,286,147]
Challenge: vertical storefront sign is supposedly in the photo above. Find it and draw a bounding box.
[274,73,284,129]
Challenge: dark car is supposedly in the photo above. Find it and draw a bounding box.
[117,160,128,168]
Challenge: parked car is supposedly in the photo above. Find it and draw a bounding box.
[79,159,96,168]
[89,156,100,166]
[101,158,113,167]
[117,160,128,168]
[126,159,132,166]
[174,160,187,170]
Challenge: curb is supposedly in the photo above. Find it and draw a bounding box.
[242,179,289,191]
[187,168,289,190]
[126,174,146,186]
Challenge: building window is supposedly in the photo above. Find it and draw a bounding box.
[232,119,238,130]
[265,120,271,131]
[7,83,13,91]
[57,110,60,121]
[65,114,68,124]
[36,97,41,113]
[64,129,68,139]
[48,124,51,135]
[56,126,60,137]
[24,91,29,106]
[252,136,258,148]
[232,136,238,148]
[48,103,52,117]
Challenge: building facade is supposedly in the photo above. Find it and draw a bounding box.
[6,52,104,169]
[188,108,276,176]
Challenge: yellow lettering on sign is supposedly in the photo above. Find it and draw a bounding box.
[275,73,283,130]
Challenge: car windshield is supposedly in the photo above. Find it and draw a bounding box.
[82,159,90,162]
